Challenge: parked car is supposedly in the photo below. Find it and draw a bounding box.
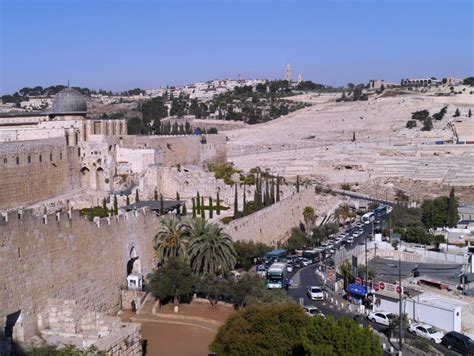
[294,259,303,269]
[307,286,324,300]
[286,262,294,273]
[441,331,474,355]
[367,311,396,326]
[301,258,312,267]
[408,323,444,344]
[304,305,325,318]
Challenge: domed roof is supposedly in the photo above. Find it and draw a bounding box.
[52,87,87,114]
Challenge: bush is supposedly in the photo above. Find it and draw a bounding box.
[406,120,417,129]
[209,162,241,185]
[221,216,234,224]
[211,304,382,356]
[79,206,109,221]
[421,117,433,131]
[412,110,430,121]
[233,241,272,270]
[340,183,351,190]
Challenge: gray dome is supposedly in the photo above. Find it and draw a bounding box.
[52,88,87,114]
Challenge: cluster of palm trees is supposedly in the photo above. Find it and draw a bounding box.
[154,216,237,276]
[334,204,356,225]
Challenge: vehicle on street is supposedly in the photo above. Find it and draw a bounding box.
[303,249,323,263]
[361,212,375,224]
[367,311,396,326]
[441,331,474,355]
[264,249,287,266]
[301,258,312,266]
[294,259,303,269]
[256,264,267,277]
[286,262,294,273]
[408,323,444,344]
[266,262,286,289]
[304,305,325,318]
[347,236,354,244]
[307,286,324,300]
[374,205,387,217]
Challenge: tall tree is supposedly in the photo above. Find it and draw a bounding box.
[160,194,165,215]
[135,189,140,203]
[126,194,130,206]
[469,109,472,118]
[182,203,187,216]
[187,222,236,276]
[296,175,300,193]
[209,197,213,219]
[154,216,188,262]
[113,195,118,215]
[192,198,197,218]
[154,189,158,201]
[303,207,317,237]
[447,187,458,227]
[242,184,247,215]
[234,184,239,219]
[276,175,281,202]
[176,191,180,201]
[216,191,221,215]
[196,191,201,210]
[102,197,107,210]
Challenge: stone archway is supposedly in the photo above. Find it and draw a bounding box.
[127,246,141,275]
[80,167,91,189]
[96,167,105,191]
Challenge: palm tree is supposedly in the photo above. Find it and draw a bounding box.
[303,206,317,237]
[154,216,188,263]
[339,261,353,291]
[187,221,236,276]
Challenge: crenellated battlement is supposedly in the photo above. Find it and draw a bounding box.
[0,206,154,230]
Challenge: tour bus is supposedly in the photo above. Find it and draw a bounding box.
[266,262,287,289]
[361,212,375,224]
[264,249,288,265]
[302,249,324,264]
[374,205,387,217]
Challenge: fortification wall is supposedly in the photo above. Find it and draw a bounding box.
[223,189,316,245]
[0,208,160,341]
[0,138,82,210]
[121,134,227,167]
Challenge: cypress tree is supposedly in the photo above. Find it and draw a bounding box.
[126,194,130,206]
[216,191,221,215]
[192,198,197,218]
[176,191,180,201]
[233,184,239,219]
[447,187,458,227]
[182,203,187,216]
[113,195,118,215]
[296,175,300,193]
[154,189,158,201]
[271,179,275,204]
[242,184,247,216]
[276,175,280,202]
[257,174,263,209]
[209,197,213,218]
[160,194,164,215]
[102,197,107,210]
[254,174,259,205]
[196,191,201,209]
[264,179,270,206]
[135,189,140,202]
[453,108,460,117]
[469,109,472,118]
[201,196,204,210]
[352,131,356,142]
[201,201,205,219]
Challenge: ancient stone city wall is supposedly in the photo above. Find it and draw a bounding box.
[122,134,227,167]
[223,189,316,246]
[0,208,160,341]
[0,137,82,210]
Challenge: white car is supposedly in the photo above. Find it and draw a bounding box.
[304,305,325,318]
[301,258,311,266]
[367,311,396,326]
[286,263,294,273]
[408,323,444,344]
[307,286,324,300]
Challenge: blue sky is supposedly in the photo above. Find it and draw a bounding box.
[0,0,472,94]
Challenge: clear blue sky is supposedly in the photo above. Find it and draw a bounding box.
[1,0,472,94]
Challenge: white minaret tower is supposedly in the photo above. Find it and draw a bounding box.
[297,74,302,84]
[286,64,292,82]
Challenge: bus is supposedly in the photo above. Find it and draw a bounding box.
[302,249,324,263]
[361,212,375,224]
[374,205,387,217]
[266,262,286,289]
[264,249,287,265]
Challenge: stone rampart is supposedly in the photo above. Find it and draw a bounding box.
[0,138,82,209]
[223,189,316,245]
[0,208,160,341]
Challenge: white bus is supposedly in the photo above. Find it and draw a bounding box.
[361,212,375,224]
[266,262,286,289]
